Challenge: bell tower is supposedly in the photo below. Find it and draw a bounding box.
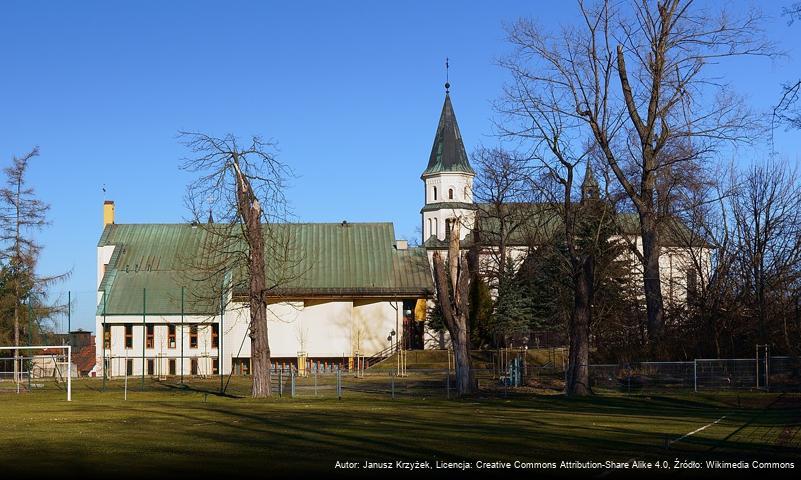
[421,82,476,244]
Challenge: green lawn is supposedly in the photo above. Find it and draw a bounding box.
[0,377,798,477]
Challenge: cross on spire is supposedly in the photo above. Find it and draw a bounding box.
[445,57,450,93]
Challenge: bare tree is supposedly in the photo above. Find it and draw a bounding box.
[0,148,69,383]
[431,221,477,395]
[769,4,801,140]
[501,0,772,350]
[774,79,801,132]
[472,147,534,287]
[731,161,801,349]
[179,132,293,398]
[786,2,801,22]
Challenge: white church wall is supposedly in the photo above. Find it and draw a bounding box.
[96,245,115,303]
[267,300,355,358]
[609,235,712,304]
[422,208,476,241]
[95,313,222,377]
[353,300,398,355]
[96,297,407,376]
[424,173,473,204]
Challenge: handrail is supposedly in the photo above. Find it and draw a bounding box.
[364,344,396,368]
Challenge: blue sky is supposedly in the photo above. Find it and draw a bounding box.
[1,1,799,332]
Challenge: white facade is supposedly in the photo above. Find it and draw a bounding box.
[95,297,404,377]
[422,172,475,241]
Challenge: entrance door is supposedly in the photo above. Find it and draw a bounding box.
[402,299,424,350]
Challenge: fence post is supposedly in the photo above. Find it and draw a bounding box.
[67,291,71,343]
[693,359,698,393]
[279,368,283,398]
[337,367,342,400]
[219,282,224,394]
[180,287,184,385]
[291,367,296,398]
[142,288,146,392]
[27,302,33,391]
[102,290,107,392]
[755,345,760,390]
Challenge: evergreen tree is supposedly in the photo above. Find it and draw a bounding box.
[468,276,494,349]
[491,257,534,347]
[0,148,68,380]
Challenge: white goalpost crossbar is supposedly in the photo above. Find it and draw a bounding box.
[0,345,72,401]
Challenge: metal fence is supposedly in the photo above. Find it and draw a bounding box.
[587,356,801,393]
[2,354,799,399]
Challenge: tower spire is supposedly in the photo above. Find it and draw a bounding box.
[581,160,600,201]
[421,85,475,178]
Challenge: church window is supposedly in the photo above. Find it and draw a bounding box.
[445,219,452,237]
[434,218,438,237]
[448,189,454,200]
[427,218,432,238]
[125,324,133,349]
[146,324,154,349]
[433,187,437,201]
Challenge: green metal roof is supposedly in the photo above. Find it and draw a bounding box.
[420,201,477,213]
[421,93,475,178]
[98,223,434,315]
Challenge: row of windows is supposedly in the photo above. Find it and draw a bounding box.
[427,217,457,238]
[118,358,219,376]
[431,186,470,202]
[103,324,218,350]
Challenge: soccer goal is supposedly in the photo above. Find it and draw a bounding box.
[0,345,72,401]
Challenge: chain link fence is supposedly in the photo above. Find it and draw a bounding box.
[587,356,801,393]
[2,352,799,399]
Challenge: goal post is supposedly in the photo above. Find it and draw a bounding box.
[0,345,72,401]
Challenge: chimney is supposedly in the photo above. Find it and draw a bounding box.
[103,200,115,227]
[395,239,408,250]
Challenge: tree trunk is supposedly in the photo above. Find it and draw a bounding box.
[234,158,272,398]
[248,220,272,397]
[432,244,477,396]
[640,213,665,348]
[566,256,592,396]
[451,310,475,395]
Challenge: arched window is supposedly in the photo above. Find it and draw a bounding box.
[433,186,437,201]
[448,189,454,200]
[445,218,452,237]
[434,218,438,237]
[427,218,432,238]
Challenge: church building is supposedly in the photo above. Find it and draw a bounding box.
[94,84,707,377]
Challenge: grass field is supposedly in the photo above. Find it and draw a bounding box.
[0,377,798,477]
